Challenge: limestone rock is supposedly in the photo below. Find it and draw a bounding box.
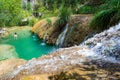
[63,14,93,47]
[32,17,61,44]
[32,15,93,47]
[0,59,26,76]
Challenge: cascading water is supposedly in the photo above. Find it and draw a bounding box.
[56,24,69,47]
[82,22,120,61]
[43,32,47,42]
[41,32,48,45]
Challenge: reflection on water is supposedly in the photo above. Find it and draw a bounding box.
[0,29,58,60]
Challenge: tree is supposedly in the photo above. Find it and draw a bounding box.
[0,0,24,27]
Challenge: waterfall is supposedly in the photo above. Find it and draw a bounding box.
[81,22,120,60]
[56,24,69,47]
[41,32,47,46]
[43,32,47,42]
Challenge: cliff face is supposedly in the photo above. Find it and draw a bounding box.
[32,14,93,47]
[32,17,61,44]
[63,14,93,47]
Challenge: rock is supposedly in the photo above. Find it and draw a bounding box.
[32,14,93,47]
[0,45,18,60]
[32,17,60,44]
[63,14,93,47]
[0,59,26,76]
[21,74,50,80]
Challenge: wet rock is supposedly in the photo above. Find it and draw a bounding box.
[83,23,120,59]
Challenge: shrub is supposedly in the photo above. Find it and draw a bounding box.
[0,0,24,27]
[78,5,98,14]
[90,9,120,31]
[57,6,72,27]
[28,18,38,26]
[46,18,52,26]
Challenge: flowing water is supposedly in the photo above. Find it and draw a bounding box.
[82,22,120,61]
[56,24,68,47]
[0,27,58,60]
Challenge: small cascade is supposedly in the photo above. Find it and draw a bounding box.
[56,24,69,47]
[81,22,120,61]
[41,32,47,46]
[43,32,48,42]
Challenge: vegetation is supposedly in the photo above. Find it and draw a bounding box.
[0,0,24,27]
[0,0,119,30]
[46,18,52,26]
[90,0,120,31]
[57,7,72,28]
[90,9,119,31]
[49,71,87,80]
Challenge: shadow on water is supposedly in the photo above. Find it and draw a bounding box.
[0,29,58,60]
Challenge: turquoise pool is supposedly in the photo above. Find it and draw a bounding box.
[0,27,58,60]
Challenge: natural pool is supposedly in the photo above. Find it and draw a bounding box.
[0,27,58,60]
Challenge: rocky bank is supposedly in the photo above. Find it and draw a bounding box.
[32,14,93,47]
[0,21,120,80]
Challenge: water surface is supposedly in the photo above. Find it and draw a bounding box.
[0,27,58,60]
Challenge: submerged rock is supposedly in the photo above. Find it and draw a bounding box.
[0,45,18,60]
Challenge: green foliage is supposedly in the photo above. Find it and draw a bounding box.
[46,18,52,25]
[0,0,119,28]
[0,0,24,27]
[28,18,38,26]
[90,9,119,31]
[90,0,120,31]
[78,5,98,14]
[57,7,72,27]
[26,2,32,13]
[41,0,79,9]
[99,0,120,10]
